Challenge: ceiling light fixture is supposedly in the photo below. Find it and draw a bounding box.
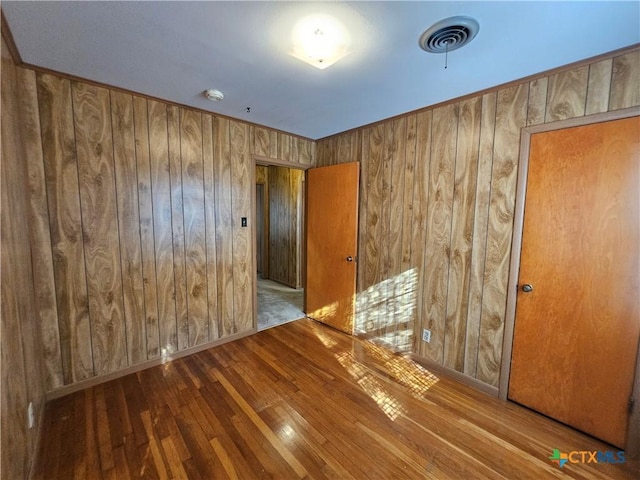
[204,89,224,101]
[291,14,351,70]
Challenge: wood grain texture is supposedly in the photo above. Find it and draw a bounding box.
[477,84,528,386]
[72,81,127,375]
[167,106,189,351]
[110,91,147,365]
[180,108,209,347]
[230,120,253,333]
[202,114,220,341]
[410,110,432,353]
[444,96,482,372]
[132,96,160,359]
[1,37,47,480]
[38,73,94,382]
[586,59,612,115]
[148,99,178,355]
[526,77,548,126]
[31,319,640,480]
[545,66,588,122]
[610,50,640,110]
[464,92,497,377]
[18,67,64,390]
[213,116,235,337]
[421,103,458,363]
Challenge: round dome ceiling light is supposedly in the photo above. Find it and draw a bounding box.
[419,16,479,54]
[204,89,224,101]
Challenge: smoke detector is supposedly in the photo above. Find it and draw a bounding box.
[419,16,479,53]
[204,89,224,101]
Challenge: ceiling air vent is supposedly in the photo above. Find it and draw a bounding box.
[419,16,479,53]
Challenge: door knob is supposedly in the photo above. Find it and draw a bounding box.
[521,284,533,293]
[346,256,354,262]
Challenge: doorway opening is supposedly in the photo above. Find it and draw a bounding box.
[254,159,308,331]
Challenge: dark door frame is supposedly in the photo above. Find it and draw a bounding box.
[500,106,640,456]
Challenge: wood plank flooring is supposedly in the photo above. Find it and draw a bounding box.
[33,319,639,479]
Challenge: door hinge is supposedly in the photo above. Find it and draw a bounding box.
[629,397,635,413]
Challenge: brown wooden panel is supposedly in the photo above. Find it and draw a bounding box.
[378,123,393,328]
[610,50,640,110]
[298,138,314,166]
[202,114,220,341]
[362,125,384,332]
[545,66,588,122]
[464,92,497,377]
[72,81,127,375]
[268,166,288,284]
[289,169,303,288]
[410,110,432,353]
[1,39,46,480]
[213,116,235,337]
[253,126,276,158]
[421,103,458,363]
[132,96,160,359]
[278,132,292,162]
[111,91,147,365]
[477,84,528,386]
[526,77,548,126]
[37,73,94,382]
[510,117,640,448]
[18,67,63,390]
[230,120,253,333]
[586,59,612,115]
[400,114,417,273]
[444,96,482,372]
[167,106,189,350]
[148,100,178,355]
[180,108,209,347]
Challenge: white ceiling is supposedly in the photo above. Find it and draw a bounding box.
[3,1,639,139]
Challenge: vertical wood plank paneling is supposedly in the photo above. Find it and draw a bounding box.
[586,59,612,115]
[401,115,417,273]
[356,130,368,296]
[421,103,458,362]
[167,106,189,350]
[444,96,482,372]
[202,114,220,341]
[132,97,160,359]
[213,116,235,337]
[477,84,528,386]
[364,125,384,294]
[298,138,314,166]
[147,100,178,356]
[278,132,292,162]
[180,109,209,347]
[288,169,301,287]
[464,92,497,377]
[545,66,588,122]
[526,77,548,126]
[37,73,94,382]
[111,91,147,365]
[230,120,253,332]
[379,123,393,329]
[72,82,127,375]
[2,38,47,479]
[410,110,432,352]
[19,68,63,389]
[609,50,640,110]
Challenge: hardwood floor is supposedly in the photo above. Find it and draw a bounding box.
[33,319,638,479]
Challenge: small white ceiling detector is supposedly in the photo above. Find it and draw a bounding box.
[204,89,224,101]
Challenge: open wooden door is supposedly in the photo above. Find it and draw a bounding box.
[508,116,640,449]
[305,162,359,334]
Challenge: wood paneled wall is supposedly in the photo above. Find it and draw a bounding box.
[20,72,315,392]
[317,48,640,387]
[1,34,47,479]
[268,166,304,289]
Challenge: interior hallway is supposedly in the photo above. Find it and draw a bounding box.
[257,277,305,330]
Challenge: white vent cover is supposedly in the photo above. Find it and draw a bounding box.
[419,16,479,53]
